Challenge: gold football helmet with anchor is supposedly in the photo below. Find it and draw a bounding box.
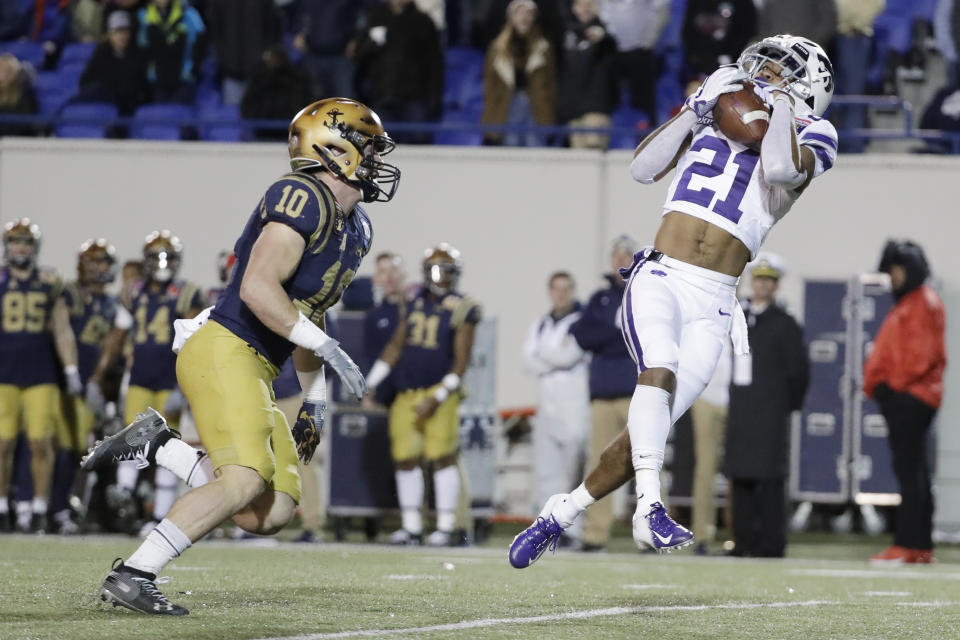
[288,97,400,203]
[2,218,42,269]
[422,243,463,297]
[78,238,118,286]
[143,230,182,284]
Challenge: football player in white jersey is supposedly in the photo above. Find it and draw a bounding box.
[510,34,838,566]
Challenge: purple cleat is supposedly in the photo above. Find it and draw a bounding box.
[509,516,564,568]
[633,501,694,553]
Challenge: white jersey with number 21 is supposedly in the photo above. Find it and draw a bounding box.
[662,110,838,259]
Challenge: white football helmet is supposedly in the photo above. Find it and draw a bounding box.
[737,34,834,117]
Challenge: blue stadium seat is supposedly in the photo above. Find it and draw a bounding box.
[33,70,79,114]
[60,42,95,68]
[199,104,246,142]
[435,104,483,146]
[131,103,195,140]
[195,84,221,110]
[0,40,45,68]
[55,102,117,138]
[445,47,484,73]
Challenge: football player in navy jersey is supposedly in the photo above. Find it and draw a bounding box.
[0,219,81,533]
[511,35,838,566]
[366,244,481,547]
[85,230,205,536]
[82,98,400,615]
[48,239,120,534]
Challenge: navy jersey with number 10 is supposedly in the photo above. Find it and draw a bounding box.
[211,172,373,368]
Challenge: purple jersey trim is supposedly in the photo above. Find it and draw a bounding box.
[800,131,837,150]
[811,145,834,170]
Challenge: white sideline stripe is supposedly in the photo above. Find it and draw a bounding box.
[862,591,911,597]
[384,574,446,581]
[895,601,958,608]
[253,599,836,640]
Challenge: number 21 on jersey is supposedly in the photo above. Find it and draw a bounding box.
[673,135,759,224]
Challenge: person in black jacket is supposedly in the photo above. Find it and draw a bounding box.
[558,0,618,149]
[78,11,149,116]
[239,45,312,141]
[205,0,283,106]
[567,235,639,551]
[354,0,443,144]
[724,253,808,558]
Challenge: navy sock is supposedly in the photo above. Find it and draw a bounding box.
[49,449,78,514]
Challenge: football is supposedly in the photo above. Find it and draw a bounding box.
[713,80,770,148]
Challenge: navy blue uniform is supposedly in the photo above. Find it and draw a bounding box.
[570,274,637,399]
[124,280,204,391]
[212,172,373,368]
[0,266,63,387]
[62,281,118,385]
[394,291,482,392]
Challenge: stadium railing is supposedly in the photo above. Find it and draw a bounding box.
[2,96,959,152]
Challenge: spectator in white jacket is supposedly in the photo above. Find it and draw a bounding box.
[522,271,591,545]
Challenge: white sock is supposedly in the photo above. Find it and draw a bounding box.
[627,385,670,508]
[116,460,140,492]
[126,518,192,576]
[152,467,178,520]
[156,440,214,488]
[551,484,595,528]
[16,501,31,524]
[433,465,459,533]
[395,467,424,534]
[0,496,8,513]
[31,496,47,514]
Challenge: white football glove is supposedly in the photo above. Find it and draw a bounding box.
[684,65,747,124]
[315,340,367,401]
[85,380,105,416]
[751,80,794,109]
[64,365,83,396]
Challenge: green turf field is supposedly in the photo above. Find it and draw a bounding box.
[2,532,959,640]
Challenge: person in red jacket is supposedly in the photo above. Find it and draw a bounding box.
[864,240,946,565]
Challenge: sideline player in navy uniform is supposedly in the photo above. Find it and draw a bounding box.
[81,98,400,615]
[48,239,120,533]
[0,219,82,533]
[365,244,481,547]
[86,230,205,535]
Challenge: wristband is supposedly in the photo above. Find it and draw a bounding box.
[65,364,78,376]
[433,386,450,403]
[288,311,334,352]
[296,366,326,402]
[441,373,461,392]
[366,359,392,390]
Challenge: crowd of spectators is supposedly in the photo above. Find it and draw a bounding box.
[0,0,959,149]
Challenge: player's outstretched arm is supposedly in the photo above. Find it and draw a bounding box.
[758,89,815,192]
[364,313,408,392]
[629,110,696,184]
[630,66,744,184]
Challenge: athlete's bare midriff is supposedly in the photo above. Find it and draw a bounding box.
[654,211,751,277]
